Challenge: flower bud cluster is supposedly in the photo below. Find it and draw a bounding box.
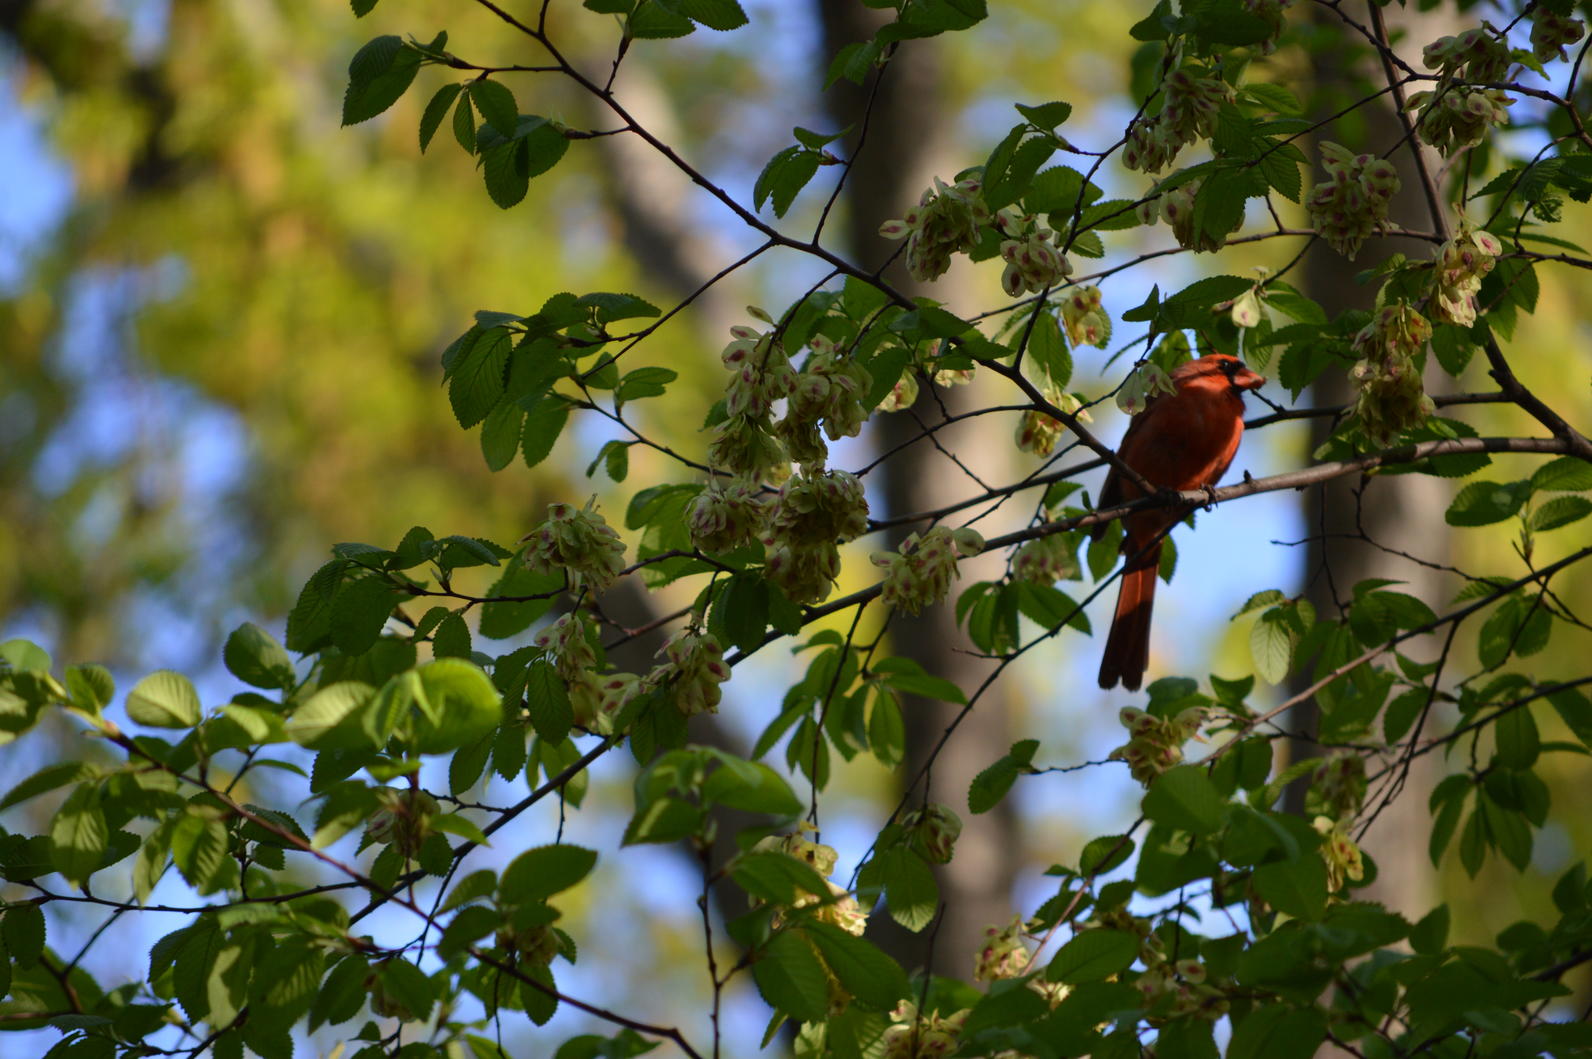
[1431,225,1502,327]
[522,501,626,592]
[709,320,794,482]
[648,629,729,717]
[1313,816,1367,891]
[995,209,1072,296]
[755,829,868,936]
[879,177,990,283]
[1134,955,1227,1020]
[933,366,977,388]
[778,335,873,466]
[878,366,920,413]
[722,322,796,418]
[1089,909,1226,1019]
[1531,11,1585,62]
[366,787,439,857]
[1114,361,1177,417]
[1422,27,1511,83]
[1139,179,1238,253]
[765,469,870,604]
[1018,384,1087,457]
[1409,85,1513,156]
[902,803,963,864]
[535,611,608,730]
[874,526,983,616]
[1411,30,1514,158]
[1013,532,1080,584]
[882,1002,969,1059]
[497,922,560,966]
[1061,286,1110,348]
[1350,301,1435,445]
[688,479,769,554]
[1109,706,1210,785]
[1307,751,1366,822]
[974,916,1032,982]
[1242,0,1295,54]
[1122,67,1233,174]
[1305,143,1400,260]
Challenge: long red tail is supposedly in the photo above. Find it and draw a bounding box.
[1098,538,1161,691]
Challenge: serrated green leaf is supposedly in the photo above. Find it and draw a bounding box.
[500,844,598,903]
[1142,765,1226,835]
[470,80,519,137]
[1046,929,1139,983]
[224,623,294,691]
[752,931,830,1022]
[342,36,421,126]
[127,670,203,729]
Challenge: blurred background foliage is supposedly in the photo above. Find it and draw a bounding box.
[4,0,1592,1047]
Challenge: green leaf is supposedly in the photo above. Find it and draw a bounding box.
[480,400,525,471]
[731,850,831,905]
[522,395,571,467]
[662,0,749,30]
[754,146,822,218]
[1495,704,1541,769]
[520,963,559,1025]
[469,80,519,137]
[1250,609,1293,684]
[342,36,421,126]
[878,847,938,932]
[1446,479,1528,526]
[1228,1005,1326,1059]
[1253,857,1328,920]
[64,663,115,711]
[1142,765,1227,835]
[452,90,477,153]
[3,901,45,968]
[50,784,108,885]
[524,660,573,744]
[968,753,1019,815]
[127,670,203,729]
[410,659,504,753]
[135,818,174,904]
[224,623,294,691]
[1240,82,1303,115]
[171,811,231,894]
[1029,310,1072,387]
[628,2,696,36]
[419,83,462,153]
[377,957,436,1022]
[873,656,966,704]
[802,922,908,1011]
[450,328,512,429]
[1046,929,1139,983]
[1017,100,1073,129]
[1531,495,1592,532]
[500,844,598,903]
[752,931,830,1023]
[1,761,94,812]
[479,565,561,639]
[1079,834,1135,875]
[1410,904,1449,955]
[329,576,397,656]
[1530,456,1592,492]
[285,682,378,751]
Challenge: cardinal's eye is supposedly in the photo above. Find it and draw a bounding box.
[1220,359,1240,377]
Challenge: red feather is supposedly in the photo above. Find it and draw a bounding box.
[1095,354,1265,691]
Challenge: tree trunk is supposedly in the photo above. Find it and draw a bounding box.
[1291,1,1461,925]
[816,0,1019,979]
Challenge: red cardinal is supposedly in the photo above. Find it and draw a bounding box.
[1094,354,1266,691]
